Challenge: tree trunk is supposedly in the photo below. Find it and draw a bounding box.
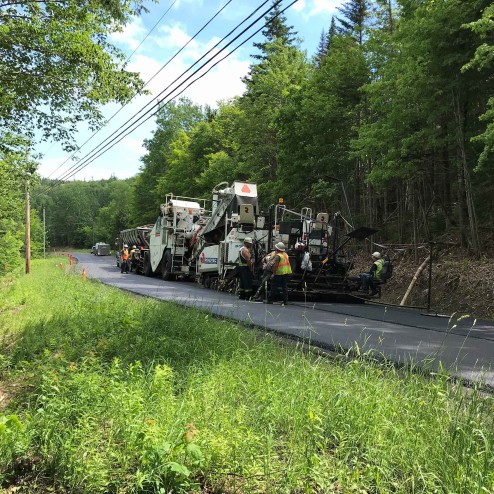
[453,88,479,254]
[400,256,430,306]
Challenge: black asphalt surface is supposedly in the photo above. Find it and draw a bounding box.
[76,253,494,388]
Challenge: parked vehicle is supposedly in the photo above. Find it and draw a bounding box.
[90,242,111,256]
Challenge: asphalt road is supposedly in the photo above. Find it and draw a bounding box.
[75,253,494,388]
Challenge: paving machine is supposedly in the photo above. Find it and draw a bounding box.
[266,203,377,298]
[194,181,269,290]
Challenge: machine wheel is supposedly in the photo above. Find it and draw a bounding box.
[161,251,175,281]
[143,254,152,277]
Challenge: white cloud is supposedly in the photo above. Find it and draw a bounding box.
[155,23,198,50]
[109,18,147,51]
[292,0,306,12]
[304,0,343,19]
[173,0,204,8]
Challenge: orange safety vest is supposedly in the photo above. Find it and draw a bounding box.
[121,248,129,261]
[275,252,292,275]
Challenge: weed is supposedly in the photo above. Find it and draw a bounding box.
[0,258,492,492]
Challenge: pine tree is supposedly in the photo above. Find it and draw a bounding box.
[315,29,328,67]
[336,0,370,45]
[327,16,338,50]
[251,0,297,61]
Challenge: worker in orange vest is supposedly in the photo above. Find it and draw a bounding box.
[121,244,129,274]
[266,242,292,306]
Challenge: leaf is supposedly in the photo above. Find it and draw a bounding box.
[166,462,190,477]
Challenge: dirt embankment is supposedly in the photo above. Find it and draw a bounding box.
[352,248,494,320]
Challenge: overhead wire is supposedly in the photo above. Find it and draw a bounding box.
[42,0,210,181]
[40,0,277,191]
[40,0,293,192]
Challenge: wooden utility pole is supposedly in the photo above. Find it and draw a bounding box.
[25,144,31,274]
[43,206,46,258]
[25,178,31,274]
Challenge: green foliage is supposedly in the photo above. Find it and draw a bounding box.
[0,259,493,492]
[0,134,39,274]
[33,178,133,248]
[462,3,494,169]
[0,0,151,150]
[134,98,205,222]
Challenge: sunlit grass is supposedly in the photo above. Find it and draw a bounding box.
[0,258,493,493]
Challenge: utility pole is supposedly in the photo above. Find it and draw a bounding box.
[25,143,31,274]
[25,178,31,274]
[43,206,46,258]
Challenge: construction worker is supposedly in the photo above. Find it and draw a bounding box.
[253,249,276,301]
[129,245,137,272]
[266,242,292,305]
[120,244,129,274]
[238,237,253,300]
[359,251,384,295]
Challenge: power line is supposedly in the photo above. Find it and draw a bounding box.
[41,0,299,192]
[41,0,236,185]
[122,0,179,66]
[43,0,186,180]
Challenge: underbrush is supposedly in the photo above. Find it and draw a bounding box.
[0,259,493,493]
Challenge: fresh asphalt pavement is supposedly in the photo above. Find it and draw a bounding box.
[75,253,494,388]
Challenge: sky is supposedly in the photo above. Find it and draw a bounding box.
[38,0,344,182]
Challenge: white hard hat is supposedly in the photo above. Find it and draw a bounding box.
[244,237,253,244]
[372,251,381,259]
[275,242,286,251]
[124,244,128,248]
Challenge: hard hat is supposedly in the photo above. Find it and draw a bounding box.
[132,245,137,249]
[275,242,286,251]
[244,237,253,244]
[372,251,381,259]
[123,244,128,248]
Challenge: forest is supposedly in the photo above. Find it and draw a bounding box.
[2,0,494,274]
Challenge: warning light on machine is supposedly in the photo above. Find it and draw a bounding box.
[278,197,284,204]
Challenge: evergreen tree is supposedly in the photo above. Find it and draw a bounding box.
[327,16,338,51]
[336,0,370,45]
[251,0,297,61]
[315,29,328,67]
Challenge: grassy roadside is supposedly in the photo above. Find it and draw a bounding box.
[0,259,493,493]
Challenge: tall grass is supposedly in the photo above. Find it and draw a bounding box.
[0,258,493,493]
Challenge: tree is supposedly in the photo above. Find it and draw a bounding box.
[279,34,369,211]
[251,0,297,62]
[0,135,36,273]
[133,99,204,223]
[315,29,328,67]
[463,3,494,169]
[0,0,151,150]
[238,5,307,202]
[336,0,370,45]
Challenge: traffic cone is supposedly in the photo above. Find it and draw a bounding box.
[59,262,63,270]
[69,255,73,266]
[82,268,87,280]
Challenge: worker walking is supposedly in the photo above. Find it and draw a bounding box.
[238,237,253,300]
[266,242,292,305]
[120,244,130,274]
[359,251,384,295]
